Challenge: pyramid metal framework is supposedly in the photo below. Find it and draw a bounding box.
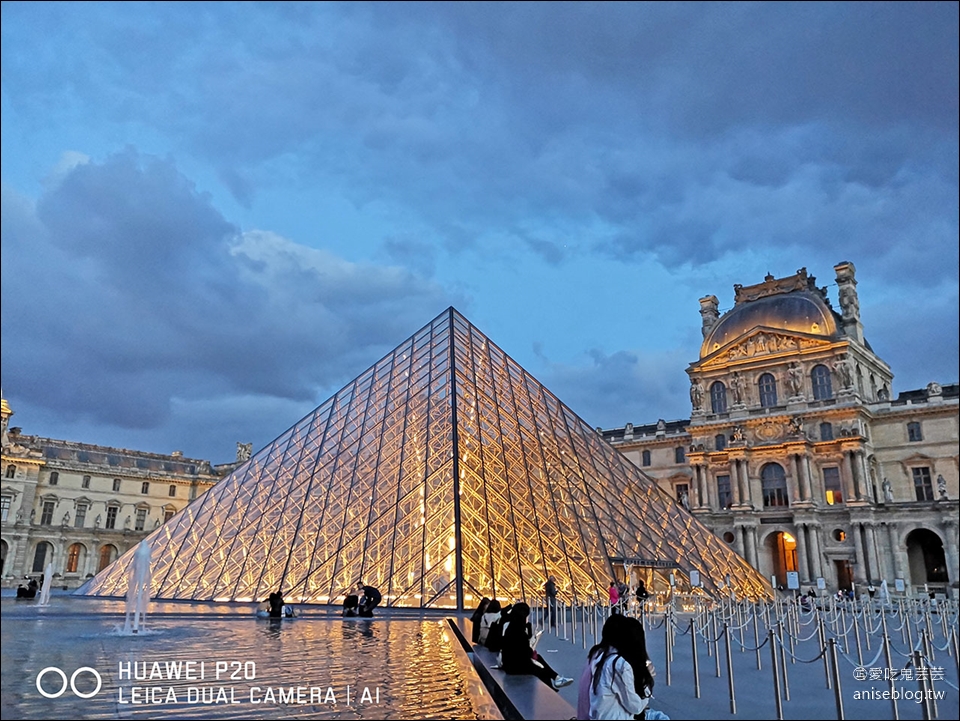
[79,309,771,608]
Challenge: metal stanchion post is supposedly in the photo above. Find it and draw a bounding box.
[913,646,931,721]
[714,610,723,678]
[852,609,863,665]
[691,617,701,699]
[899,600,907,645]
[665,610,672,687]
[819,611,832,689]
[880,610,899,721]
[828,638,845,720]
[921,629,938,719]
[864,603,872,653]
[738,601,745,652]
[753,605,763,670]
[778,623,790,701]
[724,622,736,714]
[951,626,959,679]
[770,628,783,721]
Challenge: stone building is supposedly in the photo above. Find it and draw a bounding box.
[0,396,245,589]
[604,262,958,596]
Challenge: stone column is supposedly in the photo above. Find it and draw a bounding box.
[704,466,715,510]
[732,459,743,506]
[808,524,824,580]
[746,526,759,569]
[795,523,810,583]
[851,523,866,584]
[886,522,901,580]
[842,451,858,504]
[789,456,801,504]
[696,465,706,508]
[941,518,959,587]
[734,523,746,557]
[864,523,880,583]
[798,453,812,502]
[856,450,872,502]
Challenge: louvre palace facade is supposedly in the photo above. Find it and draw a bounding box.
[0,397,245,589]
[603,262,959,596]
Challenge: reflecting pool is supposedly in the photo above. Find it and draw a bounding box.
[1,597,483,720]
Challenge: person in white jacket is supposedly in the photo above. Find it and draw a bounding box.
[578,614,654,720]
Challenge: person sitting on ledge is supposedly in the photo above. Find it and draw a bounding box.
[500,602,573,691]
[343,593,360,617]
[357,582,382,617]
[470,597,491,643]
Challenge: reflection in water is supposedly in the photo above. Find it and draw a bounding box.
[1,599,479,720]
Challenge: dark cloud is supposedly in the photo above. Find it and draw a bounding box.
[1,151,455,456]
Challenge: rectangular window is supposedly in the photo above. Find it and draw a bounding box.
[82,475,91,489]
[75,504,88,528]
[907,422,923,442]
[141,481,150,495]
[40,501,56,525]
[675,483,689,505]
[716,474,732,510]
[164,509,175,523]
[0,495,11,522]
[135,508,147,531]
[49,471,59,486]
[912,467,934,501]
[106,506,118,529]
[112,478,121,492]
[168,485,177,497]
[823,467,843,505]
[675,446,686,463]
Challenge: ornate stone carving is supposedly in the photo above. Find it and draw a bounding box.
[755,420,784,442]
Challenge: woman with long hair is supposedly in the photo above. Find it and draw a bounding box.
[576,614,653,719]
[500,602,573,690]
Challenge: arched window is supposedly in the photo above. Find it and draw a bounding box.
[811,365,833,400]
[675,446,686,464]
[710,382,728,414]
[49,471,59,485]
[715,434,726,451]
[819,422,834,441]
[66,543,84,573]
[641,450,651,467]
[32,542,52,573]
[98,544,118,572]
[761,463,789,507]
[5,465,15,479]
[758,373,778,407]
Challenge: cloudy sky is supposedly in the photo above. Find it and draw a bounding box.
[2,2,957,464]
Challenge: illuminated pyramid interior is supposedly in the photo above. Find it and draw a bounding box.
[79,308,771,607]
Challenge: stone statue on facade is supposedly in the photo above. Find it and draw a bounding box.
[731,372,746,405]
[882,477,894,503]
[789,416,804,436]
[123,516,131,530]
[690,380,704,411]
[927,382,943,398]
[937,475,948,501]
[94,514,101,529]
[731,426,745,444]
[15,508,23,524]
[62,512,70,527]
[833,356,853,389]
[679,489,690,510]
[787,362,804,397]
[237,442,253,462]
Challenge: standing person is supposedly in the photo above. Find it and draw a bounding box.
[577,614,653,720]
[501,603,573,691]
[357,581,382,617]
[268,590,285,618]
[544,576,558,630]
[608,581,620,613]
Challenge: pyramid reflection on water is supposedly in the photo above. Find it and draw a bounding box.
[78,309,771,608]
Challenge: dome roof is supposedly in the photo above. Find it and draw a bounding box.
[701,289,839,358]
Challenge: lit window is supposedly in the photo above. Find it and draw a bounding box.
[49,471,59,486]
[912,467,933,501]
[66,543,82,573]
[758,374,778,408]
[641,450,651,467]
[820,422,834,441]
[811,365,833,400]
[907,422,922,442]
[675,446,686,464]
[823,467,843,505]
[761,463,789,507]
[711,382,727,414]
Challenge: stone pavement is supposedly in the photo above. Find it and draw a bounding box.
[522,613,959,720]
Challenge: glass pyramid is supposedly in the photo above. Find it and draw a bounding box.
[78,308,771,608]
